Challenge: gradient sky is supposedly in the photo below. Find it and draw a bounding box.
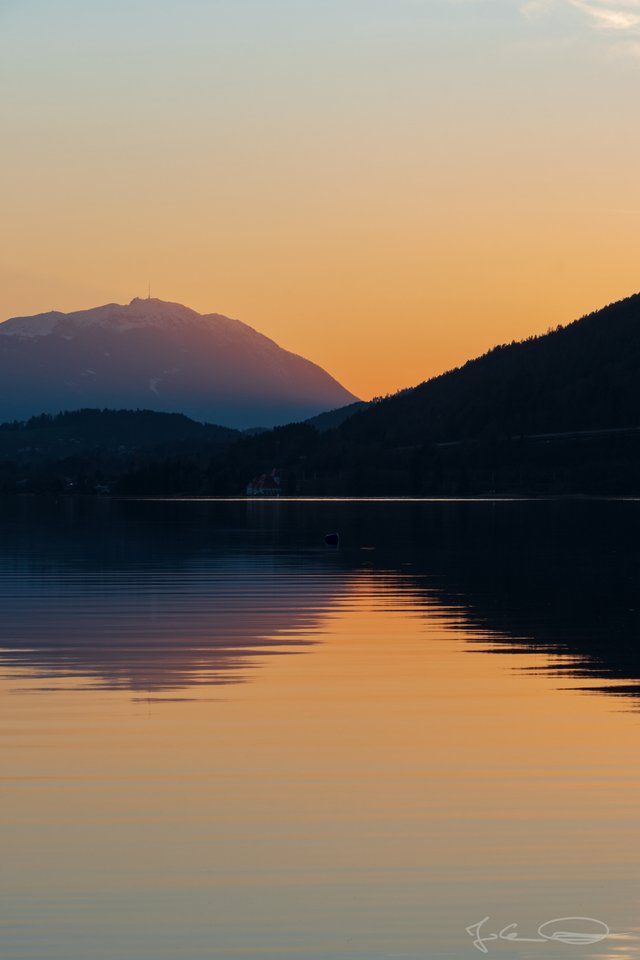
[1,0,640,399]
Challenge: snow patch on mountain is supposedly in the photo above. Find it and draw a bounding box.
[0,296,359,428]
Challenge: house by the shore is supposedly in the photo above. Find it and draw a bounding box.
[246,469,281,497]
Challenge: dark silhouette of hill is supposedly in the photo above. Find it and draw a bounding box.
[0,409,240,495]
[340,291,640,447]
[196,291,640,496]
[4,292,640,496]
[0,297,358,428]
[0,408,237,462]
[304,401,367,432]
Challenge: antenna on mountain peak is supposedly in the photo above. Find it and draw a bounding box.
[148,282,151,300]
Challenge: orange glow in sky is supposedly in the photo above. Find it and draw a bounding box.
[1,1,640,399]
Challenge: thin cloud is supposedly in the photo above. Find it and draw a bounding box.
[568,0,640,31]
[521,0,640,55]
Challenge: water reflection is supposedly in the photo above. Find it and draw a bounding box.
[3,499,640,960]
[358,498,640,697]
[1,498,640,699]
[0,500,350,692]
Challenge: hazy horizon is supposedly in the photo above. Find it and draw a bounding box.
[0,284,631,406]
[3,0,640,400]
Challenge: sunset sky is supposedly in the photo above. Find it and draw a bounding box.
[2,0,640,399]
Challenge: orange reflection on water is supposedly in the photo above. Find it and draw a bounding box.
[2,568,640,958]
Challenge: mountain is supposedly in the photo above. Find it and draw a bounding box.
[198,290,640,497]
[305,401,367,432]
[339,291,640,447]
[0,409,238,464]
[0,298,358,428]
[6,291,640,497]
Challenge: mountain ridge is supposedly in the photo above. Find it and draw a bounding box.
[199,289,640,496]
[0,297,358,428]
[338,290,640,446]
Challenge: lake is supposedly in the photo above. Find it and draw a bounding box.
[1,498,640,960]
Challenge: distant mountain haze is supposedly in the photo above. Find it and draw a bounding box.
[0,298,358,428]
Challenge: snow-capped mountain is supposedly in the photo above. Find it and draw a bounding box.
[0,298,358,427]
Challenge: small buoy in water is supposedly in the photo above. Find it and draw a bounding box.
[324,532,340,546]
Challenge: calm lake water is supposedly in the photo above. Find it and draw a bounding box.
[2,498,640,960]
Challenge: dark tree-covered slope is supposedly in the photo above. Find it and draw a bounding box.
[5,293,640,497]
[0,408,238,463]
[340,292,640,446]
